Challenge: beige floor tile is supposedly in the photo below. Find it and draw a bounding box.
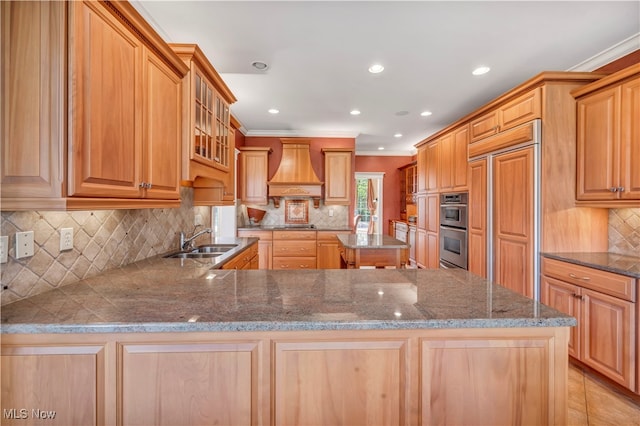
[568,365,589,425]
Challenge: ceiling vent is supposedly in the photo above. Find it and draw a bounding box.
[268,139,323,208]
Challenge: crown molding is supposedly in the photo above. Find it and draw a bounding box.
[356,149,416,157]
[244,129,359,138]
[568,32,640,71]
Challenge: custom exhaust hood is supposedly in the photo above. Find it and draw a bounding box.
[268,139,323,208]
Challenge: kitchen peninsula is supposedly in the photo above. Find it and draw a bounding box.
[1,255,573,426]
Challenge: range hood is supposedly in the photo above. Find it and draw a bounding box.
[268,139,323,208]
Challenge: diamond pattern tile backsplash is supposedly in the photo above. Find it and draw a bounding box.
[1,188,211,305]
[608,208,640,256]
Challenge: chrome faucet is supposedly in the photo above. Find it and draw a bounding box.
[180,227,213,251]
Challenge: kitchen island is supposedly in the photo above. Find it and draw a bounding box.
[337,233,410,269]
[1,260,573,425]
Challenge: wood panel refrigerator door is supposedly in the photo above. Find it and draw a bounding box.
[142,48,181,199]
[68,1,142,198]
[468,159,487,278]
[493,146,534,298]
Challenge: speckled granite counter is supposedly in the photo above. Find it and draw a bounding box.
[1,260,574,334]
[237,225,352,231]
[542,252,640,279]
[337,233,409,249]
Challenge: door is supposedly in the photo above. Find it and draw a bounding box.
[354,173,383,234]
[493,146,535,298]
[540,275,581,358]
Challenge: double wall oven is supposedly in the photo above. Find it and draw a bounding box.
[439,192,468,270]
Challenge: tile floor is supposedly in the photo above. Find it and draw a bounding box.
[568,362,640,425]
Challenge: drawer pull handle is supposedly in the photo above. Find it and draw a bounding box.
[569,273,590,281]
[572,293,584,300]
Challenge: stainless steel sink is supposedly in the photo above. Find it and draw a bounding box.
[163,243,238,259]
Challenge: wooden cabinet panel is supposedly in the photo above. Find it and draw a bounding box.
[322,149,353,205]
[0,1,65,205]
[408,225,416,266]
[470,111,499,142]
[416,194,427,230]
[416,146,427,193]
[421,333,556,425]
[222,243,259,270]
[493,147,534,298]
[120,341,260,426]
[272,256,317,270]
[273,339,409,425]
[317,231,350,269]
[575,65,640,206]
[273,231,317,269]
[238,147,272,205]
[69,0,143,198]
[425,141,439,192]
[438,133,454,190]
[426,194,438,233]
[541,275,581,358]
[439,125,469,191]
[621,77,640,200]
[273,230,316,240]
[143,49,181,199]
[576,86,619,201]
[582,289,635,390]
[416,228,427,268]
[426,231,439,269]
[273,240,316,257]
[1,343,108,425]
[238,230,272,269]
[468,159,487,278]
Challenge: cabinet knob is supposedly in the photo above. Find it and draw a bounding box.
[572,293,584,300]
[610,187,618,192]
[139,182,146,188]
[618,187,625,192]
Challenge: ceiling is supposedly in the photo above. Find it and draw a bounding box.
[132,1,640,155]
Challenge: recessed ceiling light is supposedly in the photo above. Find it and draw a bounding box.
[378,146,385,150]
[350,109,361,115]
[251,61,268,71]
[420,111,433,117]
[472,66,491,76]
[268,108,279,114]
[394,133,402,138]
[368,64,384,74]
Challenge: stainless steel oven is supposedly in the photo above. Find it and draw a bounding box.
[439,192,468,269]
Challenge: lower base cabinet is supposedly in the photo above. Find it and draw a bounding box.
[316,231,351,269]
[541,257,637,391]
[238,230,273,269]
[2,327,569,425]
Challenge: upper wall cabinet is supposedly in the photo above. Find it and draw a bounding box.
[573,64,640,206]
[469,88,541,143]
[170,44,237,194]
[238,147,272,205]
[438,124,469,192]
[322,148,353,205]
[0,0,189,211]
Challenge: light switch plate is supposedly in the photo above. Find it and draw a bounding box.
[0,236,8,263]
[15,231,34,259]
[60,228,73,251]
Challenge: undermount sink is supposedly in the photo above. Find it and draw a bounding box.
[163,243,238,259]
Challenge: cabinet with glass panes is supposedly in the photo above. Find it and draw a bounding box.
[171,44,237,184]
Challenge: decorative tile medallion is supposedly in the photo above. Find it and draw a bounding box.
[285,199,309,224]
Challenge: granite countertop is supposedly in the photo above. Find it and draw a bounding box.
[337,233,410,249]
[163,236,259,269]
[1,258,574,334]
[542,252,640,279]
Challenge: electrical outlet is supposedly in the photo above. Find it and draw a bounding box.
[0,236,8,263]
[15,231,34,259]
[194,214,204,227]
[60,228,73,251]
[329,208,334,217]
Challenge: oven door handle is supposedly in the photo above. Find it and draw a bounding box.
[439,259,461,269]
[439,225,466,232]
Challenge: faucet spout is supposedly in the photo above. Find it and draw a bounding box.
[180,228,213,251]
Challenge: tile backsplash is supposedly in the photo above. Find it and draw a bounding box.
[238,201,349,228]
[0,188,210,305]
[608,208,640,256]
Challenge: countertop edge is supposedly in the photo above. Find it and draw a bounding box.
[0,317,576,334]
[542,252,640,279]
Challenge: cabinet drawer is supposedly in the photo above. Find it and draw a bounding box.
[272,257,317,270]
[273,230,317,240]
[237,230,273,241]
[273,240,317,256]
[542,258,636,302]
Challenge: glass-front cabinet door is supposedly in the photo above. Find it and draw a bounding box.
[193,71,230,171]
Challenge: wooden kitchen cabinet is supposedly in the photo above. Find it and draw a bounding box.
[469,87,541,143]
[408,224,417,267]
[573,64,640,206]
[222,242,259,270]
[237,229,273,270]
[322,148,353,205]
[272,231,317,270]
[238,147,272,205]
[541,257,636,391]
[399,162,417,213]
[170,44,237,205]
[0,0,189,211]
[317,230,351,269]
[438,125,469,192]
[425,141,439,193]
[1,338,110,425]
[120,340,260,425]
